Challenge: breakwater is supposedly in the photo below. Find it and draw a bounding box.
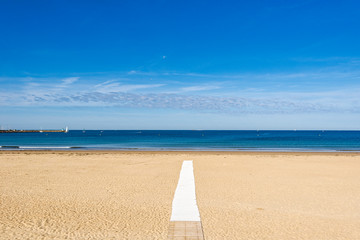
[0,129,67,133]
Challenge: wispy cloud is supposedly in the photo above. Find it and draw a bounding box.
[1,68,360,114]
[93,80,164,93]
[2,90,359,114]
[62,77,79,85]
[54,77,79,90]
[180,85,221,92]
[93,80,118,88]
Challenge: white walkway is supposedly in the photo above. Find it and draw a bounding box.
[168,160,204,239]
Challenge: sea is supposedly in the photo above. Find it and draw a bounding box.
[1,130,360,152]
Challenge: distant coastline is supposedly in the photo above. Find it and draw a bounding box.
[0,127,68,133]
[0,130,66,133]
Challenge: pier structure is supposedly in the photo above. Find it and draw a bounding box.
[0,127,69,133]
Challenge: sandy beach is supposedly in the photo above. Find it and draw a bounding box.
[1,151,359,239]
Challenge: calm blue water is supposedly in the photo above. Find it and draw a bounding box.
[1,130,360,151]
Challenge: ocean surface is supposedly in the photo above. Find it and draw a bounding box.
[1,130,360,152]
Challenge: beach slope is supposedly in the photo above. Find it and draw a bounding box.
[0,151,359,239]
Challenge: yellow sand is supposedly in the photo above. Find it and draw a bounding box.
[0,151,359,240]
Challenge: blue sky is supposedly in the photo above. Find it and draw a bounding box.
[1,0,360,129]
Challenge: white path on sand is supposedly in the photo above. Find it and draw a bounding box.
[168,160,204,239]
[170,160,201,222]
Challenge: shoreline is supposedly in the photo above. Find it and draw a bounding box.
[1,149,360,155]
